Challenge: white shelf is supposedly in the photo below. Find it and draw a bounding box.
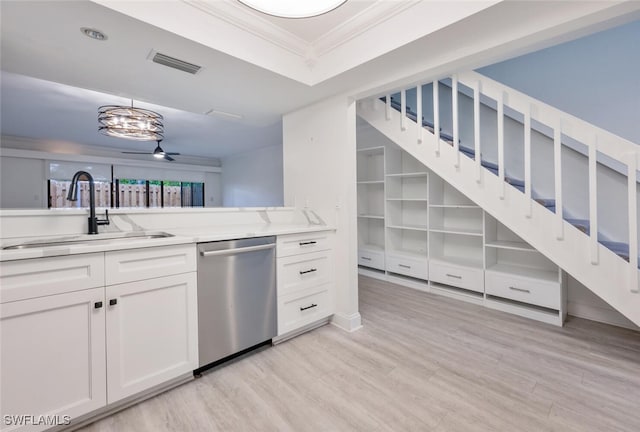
[429,204,479,209]
[387,248,427,260]
[385,172,428,178]
[387,224,428,232]
[430,256,484,269]
[359,243,384,252]
[357,180,384,185]
[485,240,535,252]
[358,214,384,220]
[357,146,385,155]
[487,263,559,283]
[386,198,428,202]
[429,227,483,237]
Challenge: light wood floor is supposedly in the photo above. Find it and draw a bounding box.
[80,275,640,432]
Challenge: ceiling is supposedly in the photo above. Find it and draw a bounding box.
[1,0,638,160]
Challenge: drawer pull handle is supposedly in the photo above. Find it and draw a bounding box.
[360,256,372,261]
[299,268,317,275]
[299,241,317,246]
[300,303,318,311]
[94,301,103,309]
[109,299,118,306]
[398,264,411,269]
[509,286,531,294]
[446,273,462,279]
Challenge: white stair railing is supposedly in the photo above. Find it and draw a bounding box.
[379,70,640,294]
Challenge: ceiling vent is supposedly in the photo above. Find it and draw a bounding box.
[151,51,201,75]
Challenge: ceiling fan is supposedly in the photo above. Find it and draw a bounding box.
[121,140,180,161]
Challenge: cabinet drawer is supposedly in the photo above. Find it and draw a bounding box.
[0,253,104,303]
[277,232,331,257]
[386,254,428,280]
[278,285,333,336]
[429,261,483,293]
[277,251,333,296]
[358,248,385,270]
[105,245,196,285]
[485,271,561,310]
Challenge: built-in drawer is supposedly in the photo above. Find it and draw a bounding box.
[0,253,105,303]
[276,232,332,258]
[277,284,333,336]
[277,251,333,296]
[429,260,484,293]
[105,244,196,286]
[358,247,385,270]
[485,271,561,310]
[386,254,428,280]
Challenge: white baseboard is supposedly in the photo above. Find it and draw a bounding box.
[331,311,362,332]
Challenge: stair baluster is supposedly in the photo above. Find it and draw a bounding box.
[498,91,505,200]
[433,80,440,155]
[588,134,599,264]
[452,75,460,168]
[554,119,564,240]
[524,103,532,218]
[474,80,482,183]
[628,153,638,292]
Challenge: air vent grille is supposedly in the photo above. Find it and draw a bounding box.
[152,52,201,75]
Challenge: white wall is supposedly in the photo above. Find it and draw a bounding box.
[478,19,640,144]
[0,156,46,208]
[221,144,283,207]
[283,95,361,332]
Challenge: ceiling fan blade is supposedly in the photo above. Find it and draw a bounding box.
[164,154,175,162]
[165,152,181,155]
[122,151,152,154]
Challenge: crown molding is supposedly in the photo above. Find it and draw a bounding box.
[182,0,310,59]
[312,0,420,58]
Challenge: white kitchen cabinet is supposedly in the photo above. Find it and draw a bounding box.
[0,253,104,303]
[105,244,196,286]
[105,272,198,403]
[0,288,106,432]
[276,232,335,337]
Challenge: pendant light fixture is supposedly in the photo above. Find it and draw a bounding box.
[98,101,164,141]
[238,0,347,18]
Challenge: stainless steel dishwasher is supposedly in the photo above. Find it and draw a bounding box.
[196,236,277,371]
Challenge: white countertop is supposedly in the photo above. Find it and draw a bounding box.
[0,223,333,262]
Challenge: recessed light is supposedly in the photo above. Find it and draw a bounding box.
[81,27,107,41]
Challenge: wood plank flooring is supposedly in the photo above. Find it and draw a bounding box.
[79,275,640,431]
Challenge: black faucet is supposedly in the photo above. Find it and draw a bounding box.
[67,170,110,234]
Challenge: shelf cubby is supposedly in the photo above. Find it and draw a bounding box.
[357,146,385,182]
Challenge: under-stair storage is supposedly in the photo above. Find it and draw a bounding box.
[484,216,566,325]
[358,67,640,327]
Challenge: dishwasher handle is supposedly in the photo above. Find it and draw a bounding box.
[200,243,275,257]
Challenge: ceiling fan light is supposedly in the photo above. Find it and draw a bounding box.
[98,104,164,141]
[238,0,347,18]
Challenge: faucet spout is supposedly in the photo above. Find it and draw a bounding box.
[67,171,110,234]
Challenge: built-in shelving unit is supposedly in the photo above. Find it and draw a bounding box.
[356,125,566,326]
[357,146,386,271]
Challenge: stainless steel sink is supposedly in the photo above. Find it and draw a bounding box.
[2,231,174,250]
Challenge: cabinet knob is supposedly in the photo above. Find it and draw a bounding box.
[94,301,103,309]
[109,299,118,306]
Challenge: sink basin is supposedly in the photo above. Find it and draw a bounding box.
[2,231,174,250]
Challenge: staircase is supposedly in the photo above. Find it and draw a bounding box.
[357,70,640,326]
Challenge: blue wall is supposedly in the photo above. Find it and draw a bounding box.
[478,20,640,145]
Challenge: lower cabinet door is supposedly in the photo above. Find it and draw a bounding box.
[0,288,106,432]
[106,273,198,404]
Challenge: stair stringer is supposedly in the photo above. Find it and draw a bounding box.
[358,99,640,327]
